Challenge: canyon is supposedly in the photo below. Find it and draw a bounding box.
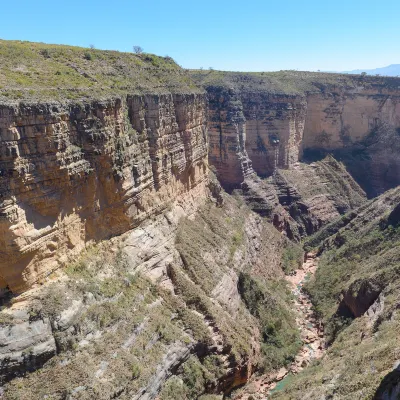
[0,40,400,399]
[191,70,400,197]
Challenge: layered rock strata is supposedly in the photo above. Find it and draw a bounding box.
[192,71,400,197]
[0,93,208,293]
[236,156,366,239]
[0,191,294,399]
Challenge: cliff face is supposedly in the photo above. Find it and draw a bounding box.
[241,92,306,178]
[207,87,255,190]
[0,94,208,293]
[191,70,400,197]
[0,190,300,400]
[303,89,400,196]
[236,156,366,240]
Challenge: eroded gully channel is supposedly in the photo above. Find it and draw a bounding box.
[235,252,326,399]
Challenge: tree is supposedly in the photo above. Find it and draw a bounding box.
[133,46,143,54]
[89,44,95,49]
[361,72,367,77]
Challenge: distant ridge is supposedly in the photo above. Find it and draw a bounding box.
[343,64,400,76]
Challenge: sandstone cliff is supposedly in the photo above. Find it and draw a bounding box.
[3,39,400,400]
[0,41,208,294]
[0,41,304,399]
[191,70,400,197]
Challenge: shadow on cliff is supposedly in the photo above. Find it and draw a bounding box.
[302,147,395,199]
[302,123,400,199]
[21,203,58,230]
[373,364,400,400]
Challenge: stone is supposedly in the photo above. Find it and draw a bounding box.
[0,94,208,293]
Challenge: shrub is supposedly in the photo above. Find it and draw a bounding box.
[238,273,301,372]
[84,51,93,60]
[133,45,143,54]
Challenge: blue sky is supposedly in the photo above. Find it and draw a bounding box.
[1,0,399,72]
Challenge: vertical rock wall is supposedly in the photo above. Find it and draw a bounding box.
[207,87,255,190]
[205,82,400,196]
[0,94,208,293]
[241,93,307,176]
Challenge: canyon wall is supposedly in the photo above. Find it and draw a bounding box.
[192,71,400,196]
[0,94,208,293]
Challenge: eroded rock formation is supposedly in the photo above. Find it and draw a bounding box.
[0,94,208,293]
[192,71,400,197]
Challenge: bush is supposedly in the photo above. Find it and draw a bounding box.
[281,242,303,274]
[238,273,301,372]
[160,377,188,400]
[84,51,93,60]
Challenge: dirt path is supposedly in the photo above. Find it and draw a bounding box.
[234,252,325,399]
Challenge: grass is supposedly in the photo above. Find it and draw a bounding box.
[189,69,400,96]
[271,186,400,399]
[0,39,202,102]
[238,273,301,372]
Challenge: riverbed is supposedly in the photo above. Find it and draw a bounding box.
[234,252,325,399]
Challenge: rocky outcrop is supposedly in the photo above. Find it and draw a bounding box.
[191,71,400,197]
[0,313,56,382]
[0,93,208,293]
[0,192,295,399]
[235,156,366,239]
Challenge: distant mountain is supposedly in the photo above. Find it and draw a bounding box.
[343,64,400,76]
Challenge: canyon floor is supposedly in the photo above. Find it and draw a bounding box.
[234,252,325,399]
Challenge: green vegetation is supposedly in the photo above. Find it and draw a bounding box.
[189,69,400,96]
[281,242,303,274]
[305,217,400,336]
[175,198,248,295]
[0,39,201,101]
[159,354,229,399]
[303,210,358,252]
[238,273,301,372]
[272,187,400,399]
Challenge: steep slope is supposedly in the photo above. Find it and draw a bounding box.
[0,189,302,400]
[236,156,366,240]
[0,41,207,294]
[271,187,400,399]
[191,69,400,197]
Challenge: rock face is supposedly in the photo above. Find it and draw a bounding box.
[207,87,255,190]
[0,192,295,399]
[236,156,366,240]
[191,71,400,197]
[0,94,208,293]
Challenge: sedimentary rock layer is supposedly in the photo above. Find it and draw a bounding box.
[192,71,400,196]
[0,93,208,292]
